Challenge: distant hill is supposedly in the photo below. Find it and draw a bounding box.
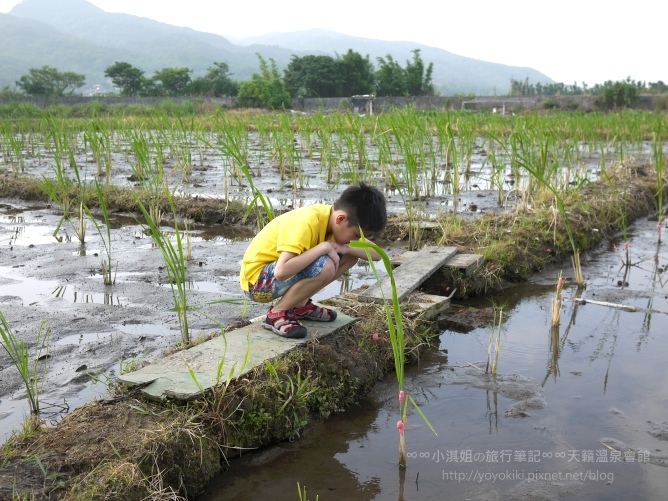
[3,0,553,95]
[238,29,552,96]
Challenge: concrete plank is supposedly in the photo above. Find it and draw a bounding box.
[118,308,356,401]
[404,293,451,320]
[358,246,458,304]
[444,253,485,275]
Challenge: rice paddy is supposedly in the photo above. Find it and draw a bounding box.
[1,104,667,499]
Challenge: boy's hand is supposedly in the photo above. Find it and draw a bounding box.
[323,242,341,272]
[340,240,382,262]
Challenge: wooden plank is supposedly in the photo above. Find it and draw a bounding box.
[446,253,485,275]
[393,251,484,276]
[358,246,458,303]
[390,251,418,267]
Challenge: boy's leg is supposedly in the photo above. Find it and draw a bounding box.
[254,254,355,336]
[273,257,337,310]
[274,254,358,310]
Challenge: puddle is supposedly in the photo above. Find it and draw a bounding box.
[0,220,58,246]
[0,271,125,307]
[0,269,59,305]
[113,322,174,336]
[55,332,116,346]
[0,363,117,443]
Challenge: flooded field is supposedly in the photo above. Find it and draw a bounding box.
[1,110,667,499]
[0,201,385,442]
[201,216,668,500]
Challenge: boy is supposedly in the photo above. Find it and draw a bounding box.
[240,182,387,339]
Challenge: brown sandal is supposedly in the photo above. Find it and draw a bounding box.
[262,307,307,338]
[294,299,337,322]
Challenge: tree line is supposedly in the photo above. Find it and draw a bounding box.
[6,50,665,110]
[5,49,435,109]
[509,77,668,109]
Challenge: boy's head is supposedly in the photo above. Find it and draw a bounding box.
[333,182,387,236]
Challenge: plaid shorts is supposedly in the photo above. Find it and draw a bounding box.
[245,255,329,303]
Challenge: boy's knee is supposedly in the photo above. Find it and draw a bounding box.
[318,258,337,282]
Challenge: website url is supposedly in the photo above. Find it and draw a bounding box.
[442,469,614,483]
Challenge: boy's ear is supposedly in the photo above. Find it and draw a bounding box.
[335,212,348,225]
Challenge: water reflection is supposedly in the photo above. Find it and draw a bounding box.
[486,389,499,434]
[547,325,561,381]
[201,398,382,500]
[52,285,123,305]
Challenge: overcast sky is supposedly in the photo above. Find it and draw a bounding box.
[1,0,664,86]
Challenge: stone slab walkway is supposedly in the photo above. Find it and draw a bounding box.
[117,309,356,401]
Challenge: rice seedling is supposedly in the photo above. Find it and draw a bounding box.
[551,272,564,327]
[83,121,110,179]
[0,121,25,174]
[84,180,116,285]
[183,219,193,262]
[64,151,90,245]
[0,312,50,416]
[314,123,337,184]
[297,482,318,501]
[40,142,89,244]
[203,128,274,230]
[127,128,152,182]
[350,234,436,469]
[75,200,87,244]
[483,132,512,207]
[136,188,191,346]
[439,121,460,212]
[39,159,74,227]
[508,133,585,288]
[170,118,197,181]
[486,304,504,375]
[652,129,665,244]
[388,118,426,251]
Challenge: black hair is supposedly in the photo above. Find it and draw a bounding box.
[333,182,387,232]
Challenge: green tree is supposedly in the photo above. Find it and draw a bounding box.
[104,61,145,96]
[648,80,668,94]
[283,55,341,98]
[15,65,85,96]
[375,55,406,97]
[190,62,238,96]
[336,49,375,96]
[151,67,192,96]
[404,49,434,96]
[237,54,290,109]
[593,78,639,109]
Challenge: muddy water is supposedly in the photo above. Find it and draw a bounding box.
[200,217,668,500]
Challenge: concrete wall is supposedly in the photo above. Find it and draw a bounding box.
[0,94,665,113]
[0,95,235,108]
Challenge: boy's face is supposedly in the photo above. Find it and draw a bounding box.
[333,214,361,244]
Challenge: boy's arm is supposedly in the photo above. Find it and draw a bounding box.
[273,241,340,280]
[339,240,382,261]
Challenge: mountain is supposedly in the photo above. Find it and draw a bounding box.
[3,0,553,95]
[3,0,301,91]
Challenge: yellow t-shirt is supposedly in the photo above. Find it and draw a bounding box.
[240,204,333,291]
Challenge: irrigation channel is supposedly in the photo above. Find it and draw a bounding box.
[202,214,668,500]
[0,109,667,499]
